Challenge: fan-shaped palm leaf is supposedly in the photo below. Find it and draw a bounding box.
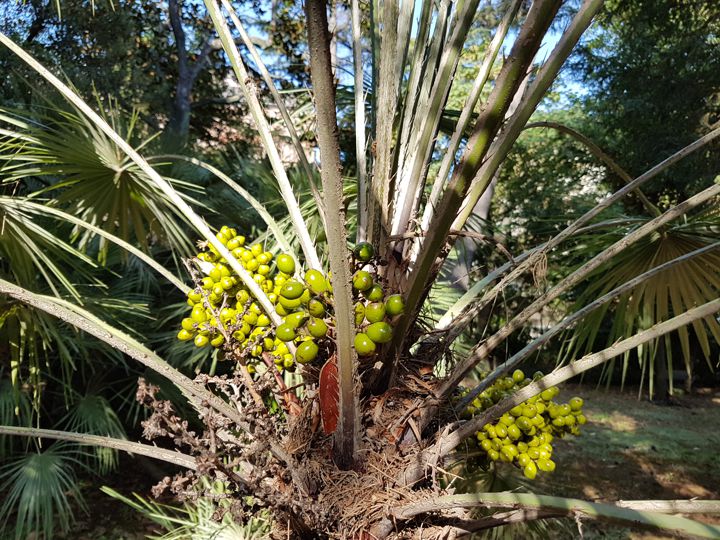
[0,194,100,300]
[0,195,157,409]
[0,104,196,259]
[0,378,31,457]
[58,393,127,474]
[563,211,720,395]
[0,298,80,414]
[0,444,86,540]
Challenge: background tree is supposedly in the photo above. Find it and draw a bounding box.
[574,0,720,204]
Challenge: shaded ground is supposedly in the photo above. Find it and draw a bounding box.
[53,455,163,540]
[32,385,720,539]
[534,385,720,539]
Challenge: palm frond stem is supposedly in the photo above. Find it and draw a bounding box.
[219,0,326,223]
[456,241,720,411]
[420,0,522,233]
[0,31,282,326]
[392,493,720,538]
[305,0,358,469]
[352,0,368,242]
[524,121,661,216]
[453,0,644,231]
[383,0,563,389]
[0,426,197,469]
[440,178,720,397]
[203,0,321,270]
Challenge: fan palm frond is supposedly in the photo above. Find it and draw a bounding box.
[0,195,100,301]
[58,393,127,474]
[0,444,86,540]
[563,211,720,394]
[0,103,196,259]
[0,378,32,457]
[0,298,79,414]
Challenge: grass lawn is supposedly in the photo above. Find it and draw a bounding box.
[534,384,720,539]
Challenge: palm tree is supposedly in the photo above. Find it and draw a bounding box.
[0,0,719,537]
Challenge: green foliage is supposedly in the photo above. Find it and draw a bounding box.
[562,209,720,395]
[59,393,127,474]
[1,103,196,258]
[0,0,233,145]
[494,110,613,251]
[102,485,272,540]
[575,0,720,202]
[0,445,86,540]
[0,379,31,458]
[0,1,719,538]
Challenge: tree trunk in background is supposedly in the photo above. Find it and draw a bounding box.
[654,338,670,402]
[167,75,193,147]
[165,0,214,150]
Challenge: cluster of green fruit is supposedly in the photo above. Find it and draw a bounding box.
[176,228,404,371]
[467,370,586,480]
[350,243,405,357]
[176,226,299,371]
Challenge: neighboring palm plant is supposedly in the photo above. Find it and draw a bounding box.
[0,0,719,538]
[1,103,196,259]
[101,485,272,540]
[468,119,720,398]
[563,208,720,398]
[0,444,86,540]
[59,391,128,474]
[0,98,197,538]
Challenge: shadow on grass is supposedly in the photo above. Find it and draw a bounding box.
[534,385,720,539]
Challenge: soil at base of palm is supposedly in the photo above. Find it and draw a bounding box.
[48,385,720,539]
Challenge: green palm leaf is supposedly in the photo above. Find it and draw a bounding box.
[0,378,31,457]
[102,485,272,540]
[58,393,127,474]
[0,194,100,300]
[0,104,196,259]
[0,444,86,540]
[563,213,720,394]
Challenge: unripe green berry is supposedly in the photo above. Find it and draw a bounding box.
[354,333,376,356]
[280,280,305,300]
[276,323,296,342]
[366,321,393,344]
[353,242,374,262]
[276,253,295,274]
[364,284,384,302]
[307,318,329,338]
[352,271,373,292]
[295,340,319,364]
[384,294,405,316]
[177,329,194,341]
[364,302,386,323]
[304,269,327,294]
